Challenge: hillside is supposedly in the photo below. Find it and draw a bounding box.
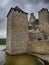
[0,38,6,45]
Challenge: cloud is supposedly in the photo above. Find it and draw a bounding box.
[26,0,49,4]
[26,0,40,4]
[43,0,49,3]
[0,31,6,38]
[0,0,9,7]
[0,0,49,38]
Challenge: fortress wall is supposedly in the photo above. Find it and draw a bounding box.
[6,7,29,55]
[28,40,49,54]
[6,7,49,55]
[48,12,49,22]
[39,9,49,37]
[39,10,49,24]
[7,10,29,54]
[29,32,44,41]
[6,9,14,54]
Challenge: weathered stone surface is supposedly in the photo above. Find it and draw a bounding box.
[39,8,49,37]
[28,40,49,54]
[39,23,49,36]
[6,8,29,54]
[6,7,49,55]
[39,8,49,24]
[28,29,44,41]
[6,9,14,54]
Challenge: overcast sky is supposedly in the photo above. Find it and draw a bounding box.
[0,0,49,38]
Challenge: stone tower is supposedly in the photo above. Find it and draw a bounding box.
[29,13,35,24]
[48,12,49,20]
[6,6,29,55]
[39,8,49,37]
[28,13,35,30]
[39,8,49,24]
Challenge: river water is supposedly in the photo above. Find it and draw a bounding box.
[0,45,6,51]
[0,45,6,65]
[0,51,6,65]
[0,45,49,65]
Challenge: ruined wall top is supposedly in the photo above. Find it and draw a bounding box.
[7,6,28,17]
[38,8,48,13]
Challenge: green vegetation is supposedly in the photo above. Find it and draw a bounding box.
[32,19,39,30]
[33,19,39,25]
[0,38,6,45]
[28,26,33,30]
[28,19,39,30]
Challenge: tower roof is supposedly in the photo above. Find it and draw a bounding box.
[38,8,48,13]
[30,13,34,16]
[7,6,28,17]
[14,6,28,14]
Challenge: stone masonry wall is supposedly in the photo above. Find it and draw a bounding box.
[6,9,14,54]
[6,9,29,55]
[28,40,49,54]
[11,11,29,54]
[6,7,49,55]
[39,9,49,37]
[29,32,44,41]
[39,9,49,24]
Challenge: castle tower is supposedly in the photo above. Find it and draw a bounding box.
[29,13,35,24]
[39,8,49,24]
[39,8,49,37]
[28,13,35,30]
[48,12,49,20]
[6,6,29,55]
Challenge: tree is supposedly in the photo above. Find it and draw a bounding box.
[32,19,39,30]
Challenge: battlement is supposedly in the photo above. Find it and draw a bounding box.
[38,8,48,13]
[7,6,28,17]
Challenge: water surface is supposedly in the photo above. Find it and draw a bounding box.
[0,51,6,65]
[0,45,49,65]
